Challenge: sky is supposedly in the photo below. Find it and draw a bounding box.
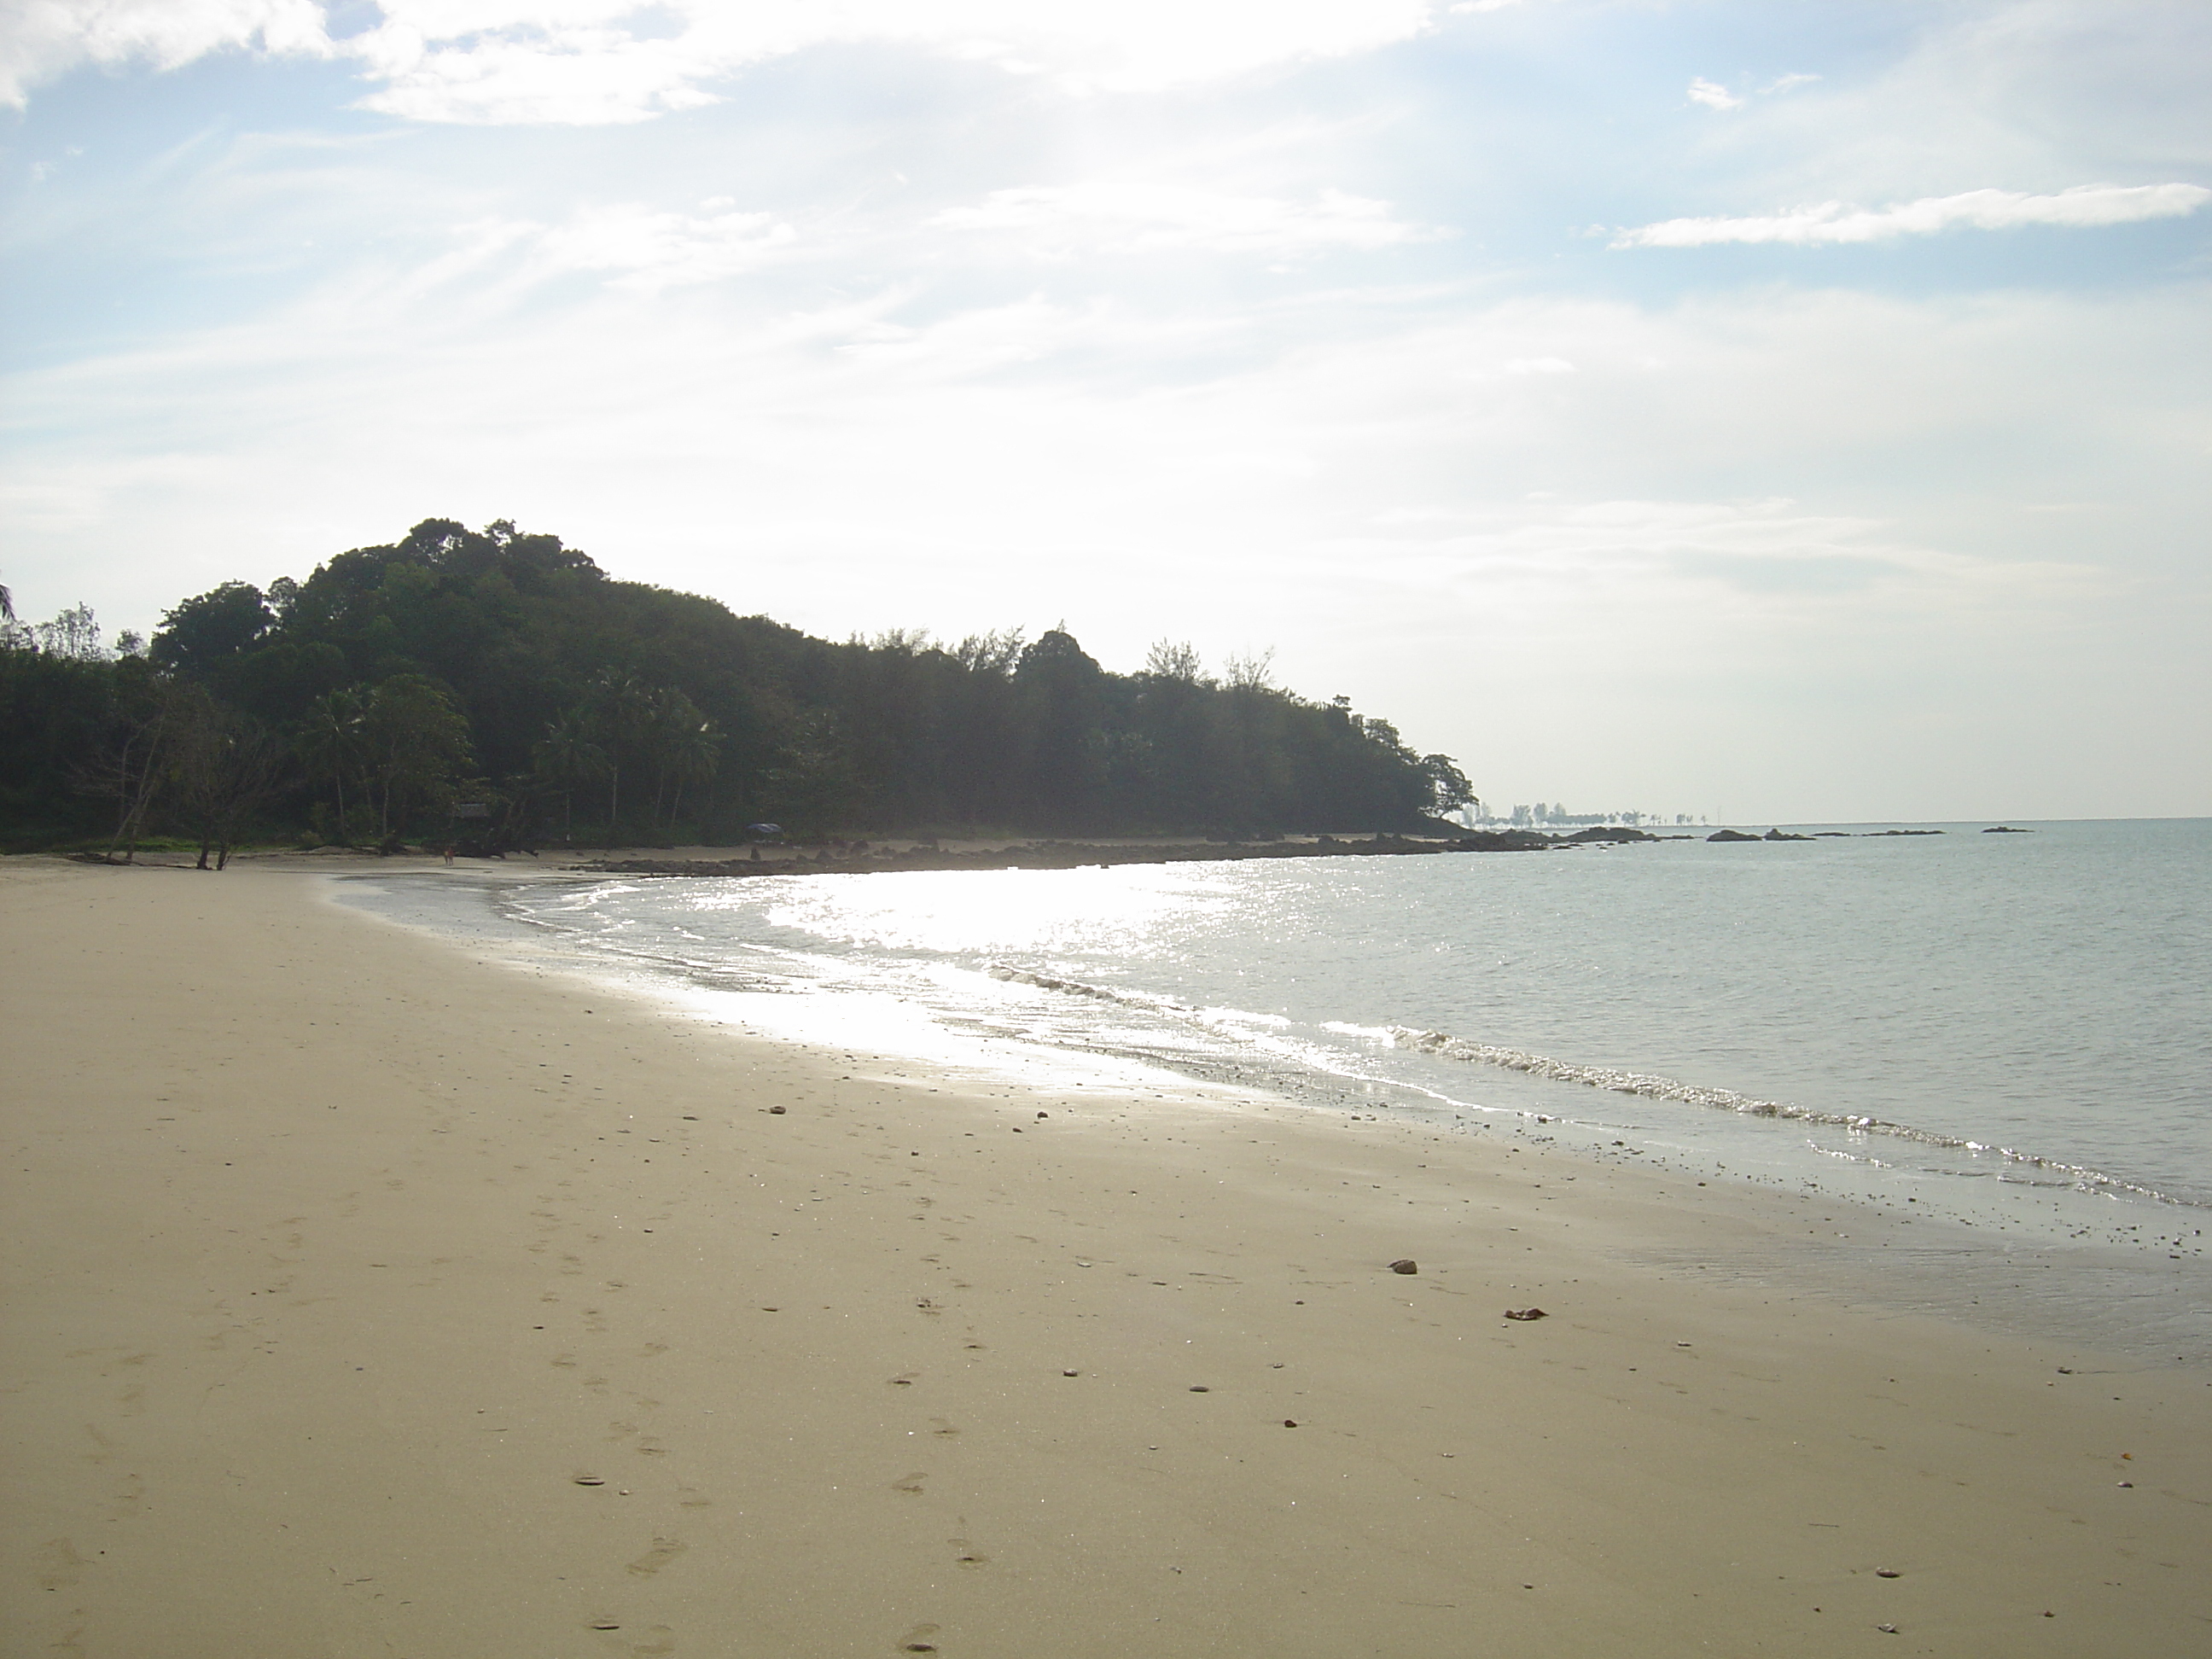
[2,0,2206,824]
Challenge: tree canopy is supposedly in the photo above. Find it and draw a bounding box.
[1,520,1471,850]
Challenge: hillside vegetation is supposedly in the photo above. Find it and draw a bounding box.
[1,519,1470,859]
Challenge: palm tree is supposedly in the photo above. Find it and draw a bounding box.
[298,689,364,843]
[533,714,608,843]
[643,686,717,830]
[581,671,650,847]
[658,705,720,830]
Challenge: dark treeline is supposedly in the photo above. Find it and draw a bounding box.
[0,519,1471,859]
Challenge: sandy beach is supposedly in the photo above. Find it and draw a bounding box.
[4,856,2207,1657]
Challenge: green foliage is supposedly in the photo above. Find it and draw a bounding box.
[0,518,1470,848]
[359,673,473,841]
[151,582,272,674]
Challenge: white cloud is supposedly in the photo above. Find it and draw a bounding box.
[1613,182,2212,247]
[0,0,331,106]
[932,181,1432,259]
[521,204,800,291]
[1,1,1447,121]
[9,263,2203,819]
[1686,77,1742,112]
[1762,72,1820,95]
[348,15,725,126]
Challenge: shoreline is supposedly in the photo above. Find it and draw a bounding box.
[54,818,1933,885]
[5,857,2209,1655]
[331,855,2212,1357]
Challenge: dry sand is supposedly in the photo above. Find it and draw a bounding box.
[3,856,2207,1657]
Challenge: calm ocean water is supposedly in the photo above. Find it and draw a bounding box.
[341,818,2209,1342]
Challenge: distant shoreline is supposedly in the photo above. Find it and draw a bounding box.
[578,830,1553,878]
[573,822,1975,877]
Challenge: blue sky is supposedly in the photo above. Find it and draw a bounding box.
[3,0,2206,821]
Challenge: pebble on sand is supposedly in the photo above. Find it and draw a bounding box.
[1504,1307,1548,1321]
[769,1104,787,1114]
[1388,1259,1418,1274]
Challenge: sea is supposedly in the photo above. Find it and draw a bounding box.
[338,818,2210,1357]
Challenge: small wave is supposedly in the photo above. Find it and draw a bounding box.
[988,963,1195,1016]
[1377,1025,2181,1204]
[988,965,2180,1202]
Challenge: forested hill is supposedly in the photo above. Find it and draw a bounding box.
[1,518,1471,854]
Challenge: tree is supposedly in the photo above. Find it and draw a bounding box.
[1143,639,1203,682]
[580,671,651,845]
[35,603,108,661]
[1420,754,1475,817]
[1221,648,1275,690]
[297,688,365,843]
[533,713,607,842]
[644,687,718,828]
[762,708,861,832]
[67,668,172,862]
[1013,629,1108,829]
[170,685,288,869]
[151,582,271,675]
[359,674,473,843]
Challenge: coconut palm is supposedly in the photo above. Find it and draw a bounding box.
[298,689,364,843]
[581,671,651,846]
[533,713,608,842]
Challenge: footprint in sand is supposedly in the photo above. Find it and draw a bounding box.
[35,1538,89,1592]
[949,1538,989,1569]
[929,1418,959,1440]
[890,1472,928,1496]
[626,1537,689,1578]
[894,1623,942,1653]
[105,1472,145,1521]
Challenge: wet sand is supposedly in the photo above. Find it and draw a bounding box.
[4,856,2208,1657]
